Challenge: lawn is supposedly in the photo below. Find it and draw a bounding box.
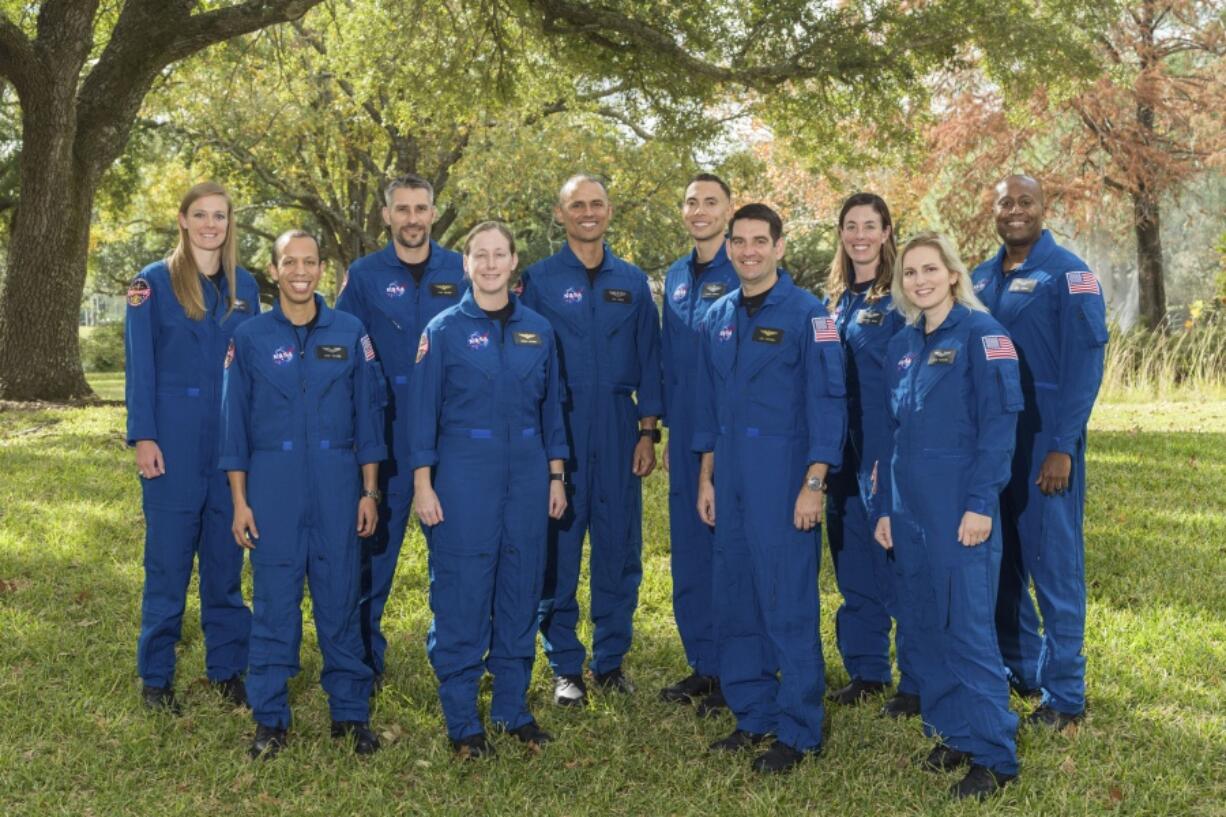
[1,391,1223,816]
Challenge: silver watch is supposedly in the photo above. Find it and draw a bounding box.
[805,476,826,493]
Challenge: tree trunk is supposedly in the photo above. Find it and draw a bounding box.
[1133,187,1166,331]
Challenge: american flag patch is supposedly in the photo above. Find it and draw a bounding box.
[361,334,376,362]
[982,335,1018,361]
[812,316,839,343]
[1066,271,1100,295]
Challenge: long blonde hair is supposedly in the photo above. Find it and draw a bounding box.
[891,231,988,325]
[167,182,238,320]
[825,192,896,305]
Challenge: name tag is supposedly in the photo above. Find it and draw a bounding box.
[316,345,349,361]
[700,282,727,299]
[928,348,957,365]
[856,310,885,326]
[604,288,632,304]
[513,331,542,346]
[1008,277,1037,294]
[752,326,784,344]
[233,299,251,313]
[430,283,459,297]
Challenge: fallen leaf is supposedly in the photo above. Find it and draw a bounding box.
[74,589,92,604]
[1060,756,1076,774]
[1109,786,1124,804]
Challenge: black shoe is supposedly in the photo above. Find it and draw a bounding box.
[248,724,288,760]
[142,685,182,715]
[923,743,972,772]
[751,741,814,774]
[708,729,771,753]
[659,672,717,704]
[213,675,248,708]
[592,667,636,694]
[951,764,1016,800]
[1011,683,1043,701]
[553,674,587,707]
[695,686,728,718]
[451,733,496,760]
[1027,704,1083,730]
[331,721,381,755]
[507,721,554,747]
[880,691,921,719]
[827,678,888,705]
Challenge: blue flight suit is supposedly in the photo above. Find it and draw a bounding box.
[409,291,569,739]
[124,261,259,689]
[218,295,386,729]
[876,303,1023,775]
[335,240,465,676]
[520,242,664,677]
[825,288,917,693]
[972,230,1107,714]
[660,245,740,679]
[692,274,846,752]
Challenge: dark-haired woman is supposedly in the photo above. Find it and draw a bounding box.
[822,193,917,717]
[125,181,260,712]
[411,222,568,758]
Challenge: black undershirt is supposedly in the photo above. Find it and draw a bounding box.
[693,259,711,280]
[851,279,873,294]
[586,264,602,288]
[292,307,320,352]
[481,302,514,328]
[741,281,775,318]
[403,247,431,286]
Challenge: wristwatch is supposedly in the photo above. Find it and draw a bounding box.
[361,488,383,503]
[805,476,826,493]
[550,472,568,486]
[639,428,662,443]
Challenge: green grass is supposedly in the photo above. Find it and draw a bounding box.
[85,372,125,402]
[1,396,1224,816]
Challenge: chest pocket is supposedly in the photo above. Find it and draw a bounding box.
[999,272,1052,324]
[599,288,638,336]
[249,346,300,403]
[508,338,549,391]
[369,295,412,334]
[740,327,795,382]
[915,341,965,403]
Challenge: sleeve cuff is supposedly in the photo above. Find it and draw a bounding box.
[964,495,994,516]
[357,444,388,466]
[691,431,716,453]
[547,445,570,461]
[126,428,157,447]
[636,401,664,420]
[1048,437,1077,456]
[408,450,438,470]
[806,446,842,470]
[217,456,249,472]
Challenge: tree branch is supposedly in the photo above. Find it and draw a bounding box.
[0,16,36,95]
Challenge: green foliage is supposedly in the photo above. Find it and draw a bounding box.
[1,398,1224,815]
[1102,310,1226,400]
[79,324,126,374]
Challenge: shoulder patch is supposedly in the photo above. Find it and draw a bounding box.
[811,316,839,343]
[127,277,152,307]
[361,334,376,362]
[224,338,235,369]
[1066,271,1100,295]
[981,334,1018,361]
[415,331,429,363]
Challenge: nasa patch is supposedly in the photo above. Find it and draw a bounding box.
[272,345,295,366]
[127,277,152,307]
[385,281,407,299]
[717,324,734,343]
[672,282,689,302]
[562,287,584,304]
[897,352,915,372]
[468,331,491,351]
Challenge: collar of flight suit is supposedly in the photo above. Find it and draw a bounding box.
[375,238,447,275]
[740,269,794,311]
[556,240,616,275]
[989,228,1058,277]
[269,292,336,328]
[456,287,528,325]
[917,301,971,336]
[690,242,731,273]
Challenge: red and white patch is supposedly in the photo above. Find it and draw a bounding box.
[224,339,235,369]
[981,334,1018,361]
[812,316,839,343]
[415,331,429,363]
[361,334,376,362]
[127,277,152,307]
[1066,271,1100,295]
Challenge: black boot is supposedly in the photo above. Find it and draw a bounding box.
[880,691,921,719]
[923,743,972,772]
[751,741,814,774]
[248,724,288,760]
[827,678,887,705]
[331,721,381,755]
[507,721,554,747]
[213,675,248,708]
[708,729,770,753]
[695,685,728,718]
[142,685,182,716]
[1027,704,1083,730]
[659,672,717,704]
[592,667,636,694]
[951,764,1016,800]
[451,733,495,760]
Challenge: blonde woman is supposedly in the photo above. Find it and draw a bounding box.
[873,232,1023,799]
[125,182,260,713]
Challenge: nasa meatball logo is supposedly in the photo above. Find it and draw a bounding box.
[562,287,584,304]
[718,324,734,342]
[272,345,295,365]
[127,277,152,307]
[974,278,989,293]
[897,352,914,371]
[385,281,407,299]
[672,282,689,302]
[467,331,490,350]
